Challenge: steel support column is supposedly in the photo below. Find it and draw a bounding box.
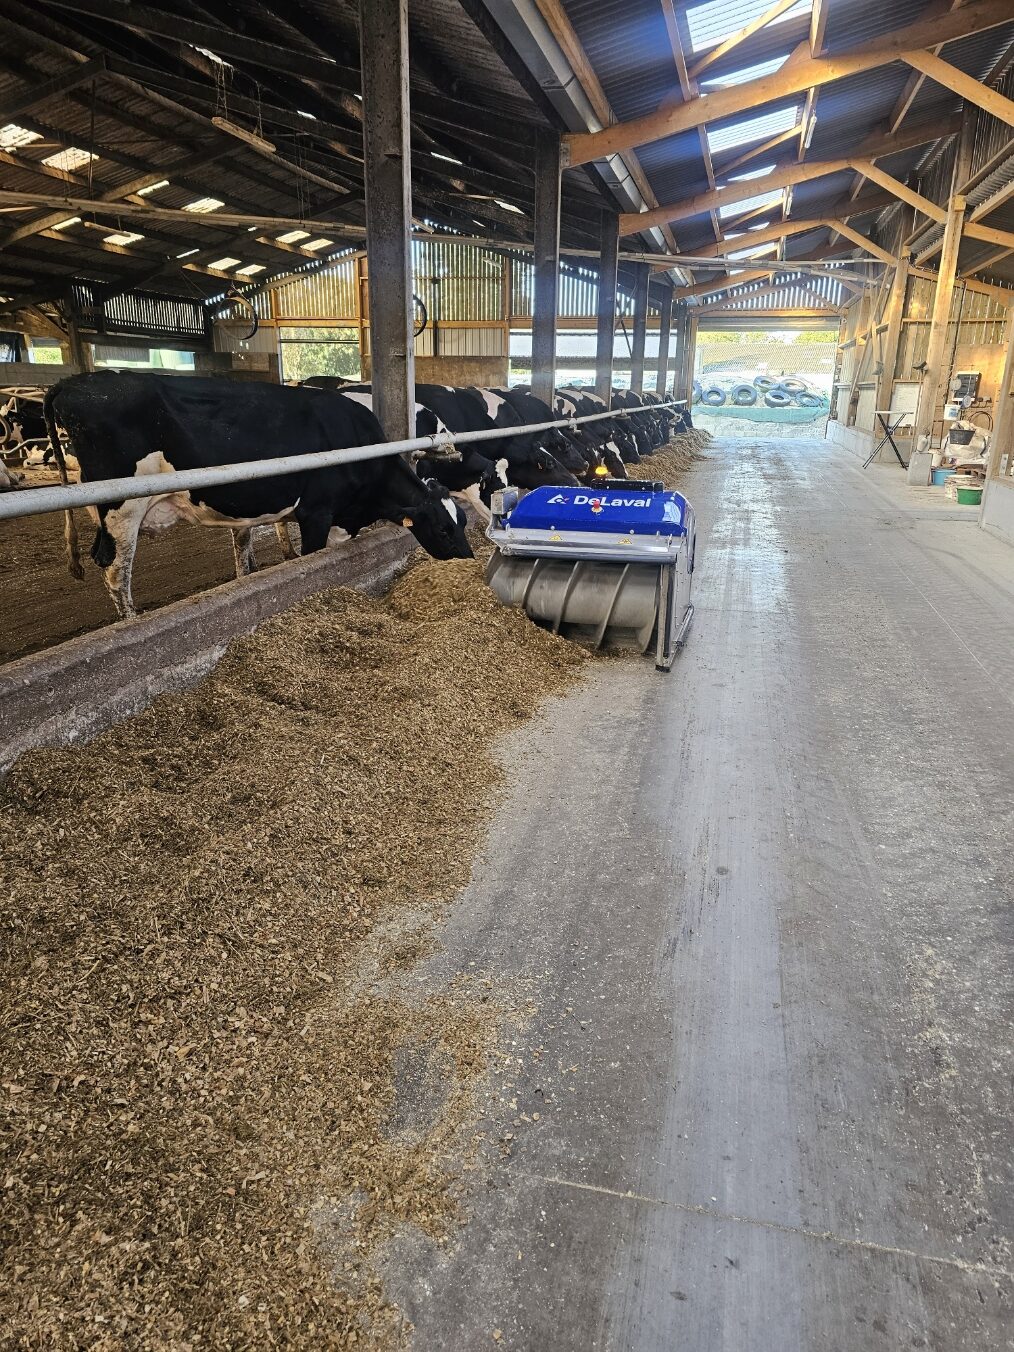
[655,287,673,397]
[531,130,562,408]
[596,211,620,402]
[359,0,414,441]
[630,262,649,393]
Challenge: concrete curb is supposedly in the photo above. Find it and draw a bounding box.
[0,525,416,773]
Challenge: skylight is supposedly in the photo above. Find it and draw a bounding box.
[301,237,333,252]
[726,242,778,259]
[686,0,810,53]
[104,231,144,246]
[137,179,169,196]
[208,256,241,269]
[183,196,224,213]
[51,216,81,231]
[718,187,784,219]
[0,123,42,150]
[42,146,97,172]
[707,104,800,154]
[699,56,787,87]
[235,263,266,276]
[728,166,777,181]
[277,229,310,243]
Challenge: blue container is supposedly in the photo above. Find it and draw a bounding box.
[931,467,956,487]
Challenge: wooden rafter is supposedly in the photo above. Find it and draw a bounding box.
[659,0,724,246]
[901,50,1014,127]
[564,0,1013,166]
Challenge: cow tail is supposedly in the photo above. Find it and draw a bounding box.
[44,385,83,580]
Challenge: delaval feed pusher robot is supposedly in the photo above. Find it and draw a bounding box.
[486,481,695,671]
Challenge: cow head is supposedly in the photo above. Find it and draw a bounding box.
[536,426,588,475]
[506,448,580,491]
[403,478,473,559]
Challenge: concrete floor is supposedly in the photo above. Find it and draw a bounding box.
[386,437,1014,1351]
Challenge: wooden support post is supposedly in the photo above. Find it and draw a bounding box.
[531,130,562,409]
[629,263,649,393]
[359,0,414,441]
[64,309,91,373]
[874,256,909,418]
[915,194,966,444]
[655,287,673,397]
[595,211,620,403]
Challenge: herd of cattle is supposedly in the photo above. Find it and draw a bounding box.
[2,372,694,619]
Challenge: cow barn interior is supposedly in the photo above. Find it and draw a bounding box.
[2,1,1014,1347]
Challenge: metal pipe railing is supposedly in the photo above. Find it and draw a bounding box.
[0,400,685,522]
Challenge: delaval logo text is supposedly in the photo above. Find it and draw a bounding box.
[548,492,652,509]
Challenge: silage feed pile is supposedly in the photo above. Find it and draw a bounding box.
[0,557,586,1349]
[634,429,709,488]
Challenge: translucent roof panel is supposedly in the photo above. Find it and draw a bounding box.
[686,0,811,53]
[718,187,784,219]
[708,104,800,154]
[699,56,787,87]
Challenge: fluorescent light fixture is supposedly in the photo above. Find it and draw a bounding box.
[297,109,316,120]
[192,45,231,67]
[137,179,170,195]
[182,196,224,213]
[103,231,144,246]
[686,0,810,52]
[176,248,200,258]
[301,237,333,251]
[42,146,97,171]
[51,216,81,230]
[277,229,310,243]
[495,200,525,214]
[208,256,241,269]
[235,263,266,275]
[432,152,463,165]
[708,105,800,154]
[0,123,42,150]
[700,56,788,87]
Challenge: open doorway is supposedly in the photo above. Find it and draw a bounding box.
[692,325,838,437]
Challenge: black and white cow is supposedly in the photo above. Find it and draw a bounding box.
[478,388,588,477]
[556,388,639,467]
[44,372,472,619]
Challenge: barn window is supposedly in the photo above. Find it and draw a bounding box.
[42,146,98,172]
[278,325,361,383]
[0,123,42,150]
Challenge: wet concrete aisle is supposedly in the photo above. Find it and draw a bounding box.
[387,438,1014,1351]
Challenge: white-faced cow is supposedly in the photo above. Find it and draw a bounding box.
[43,372,471,620]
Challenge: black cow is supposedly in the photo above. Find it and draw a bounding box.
[44,372,471,620]
[610,390,658,457]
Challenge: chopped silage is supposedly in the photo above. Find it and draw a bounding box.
[0,556,585,1350]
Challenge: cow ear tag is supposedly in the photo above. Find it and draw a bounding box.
[402,516,414,527]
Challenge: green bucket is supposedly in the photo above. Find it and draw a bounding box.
[956,486,982,506]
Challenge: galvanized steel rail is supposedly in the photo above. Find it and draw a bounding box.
[0,400,684,522]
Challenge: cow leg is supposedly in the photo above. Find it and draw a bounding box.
[231,527,257,577]
[455,484,491,523]
[294,506,332,554]
[275,522,298,560]
[98,498,148,620]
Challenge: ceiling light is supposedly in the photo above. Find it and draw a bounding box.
[176,248,200,258]
[432,152,463,165]
[42,146,97,172]
[495,200,525,214]
[182,196,224,213]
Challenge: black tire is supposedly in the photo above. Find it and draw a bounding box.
[795,391,823,409]
[764,389,793,409]
[753,375,776,391]
[780,377,807,394]
[729,383,757,407]
[692,379,703,405]
[700,385,726,407]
